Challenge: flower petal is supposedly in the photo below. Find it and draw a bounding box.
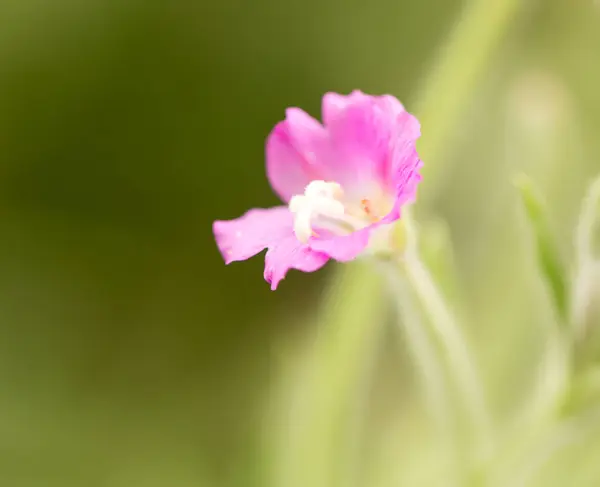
[213,206,329,290]
[266,93,418,205]
[213,207,291,264]
[308,227,372,262]
[264,233,330,290]
[374,94,405,118]
[266,109,330,203]
[326,96,395,194]
[327,96,422,199]
[321,90,366,126]
[309,102,422,262]
[322,91,405,126]
[387,110,423,204]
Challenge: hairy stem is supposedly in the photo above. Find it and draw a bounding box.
[401,213,493,460]
[382,263,459,486]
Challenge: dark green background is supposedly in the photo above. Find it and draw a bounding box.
[1,0,599,485]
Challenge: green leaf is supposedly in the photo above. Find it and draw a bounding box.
[419,217,462,304]
[576,175,600,263]
[572,175,600,346]
[514,174,569,323]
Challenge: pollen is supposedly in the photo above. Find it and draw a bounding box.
[361,198,380,222]
[361,198,372,214]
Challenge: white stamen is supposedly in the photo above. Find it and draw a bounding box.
[289,180,345,243]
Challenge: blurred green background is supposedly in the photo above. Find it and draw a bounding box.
[1,0,600,485]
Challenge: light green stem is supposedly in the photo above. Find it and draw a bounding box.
[401,213,493,460]
[385,266,452,437]
[383,264,459,486]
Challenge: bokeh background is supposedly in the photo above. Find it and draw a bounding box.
[1,0,600,486]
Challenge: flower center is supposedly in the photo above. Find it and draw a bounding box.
[288,180,381,243]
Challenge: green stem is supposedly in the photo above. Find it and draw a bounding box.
[382,263,459,486]
[401,213,493,460]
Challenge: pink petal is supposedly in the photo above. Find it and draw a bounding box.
[321,90,366,126]
[308,106,422,262]
[374,94,406,117]
[326,96,395,195]
[264,233,329,290]
[382,154,422,226]
[265,109,330,203]
[387,111,422,203]
[389,111,421,176]
[266,93,419,206]
[322,91,405,127]
[213,206,329,290]
[326,96,421,199]
[395,158,423,207]
[308,226,372,262]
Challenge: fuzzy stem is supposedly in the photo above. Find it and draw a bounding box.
[401,213,493,461]
[381,263,459,486]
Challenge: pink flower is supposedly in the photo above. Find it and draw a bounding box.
[213,91,423,290]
